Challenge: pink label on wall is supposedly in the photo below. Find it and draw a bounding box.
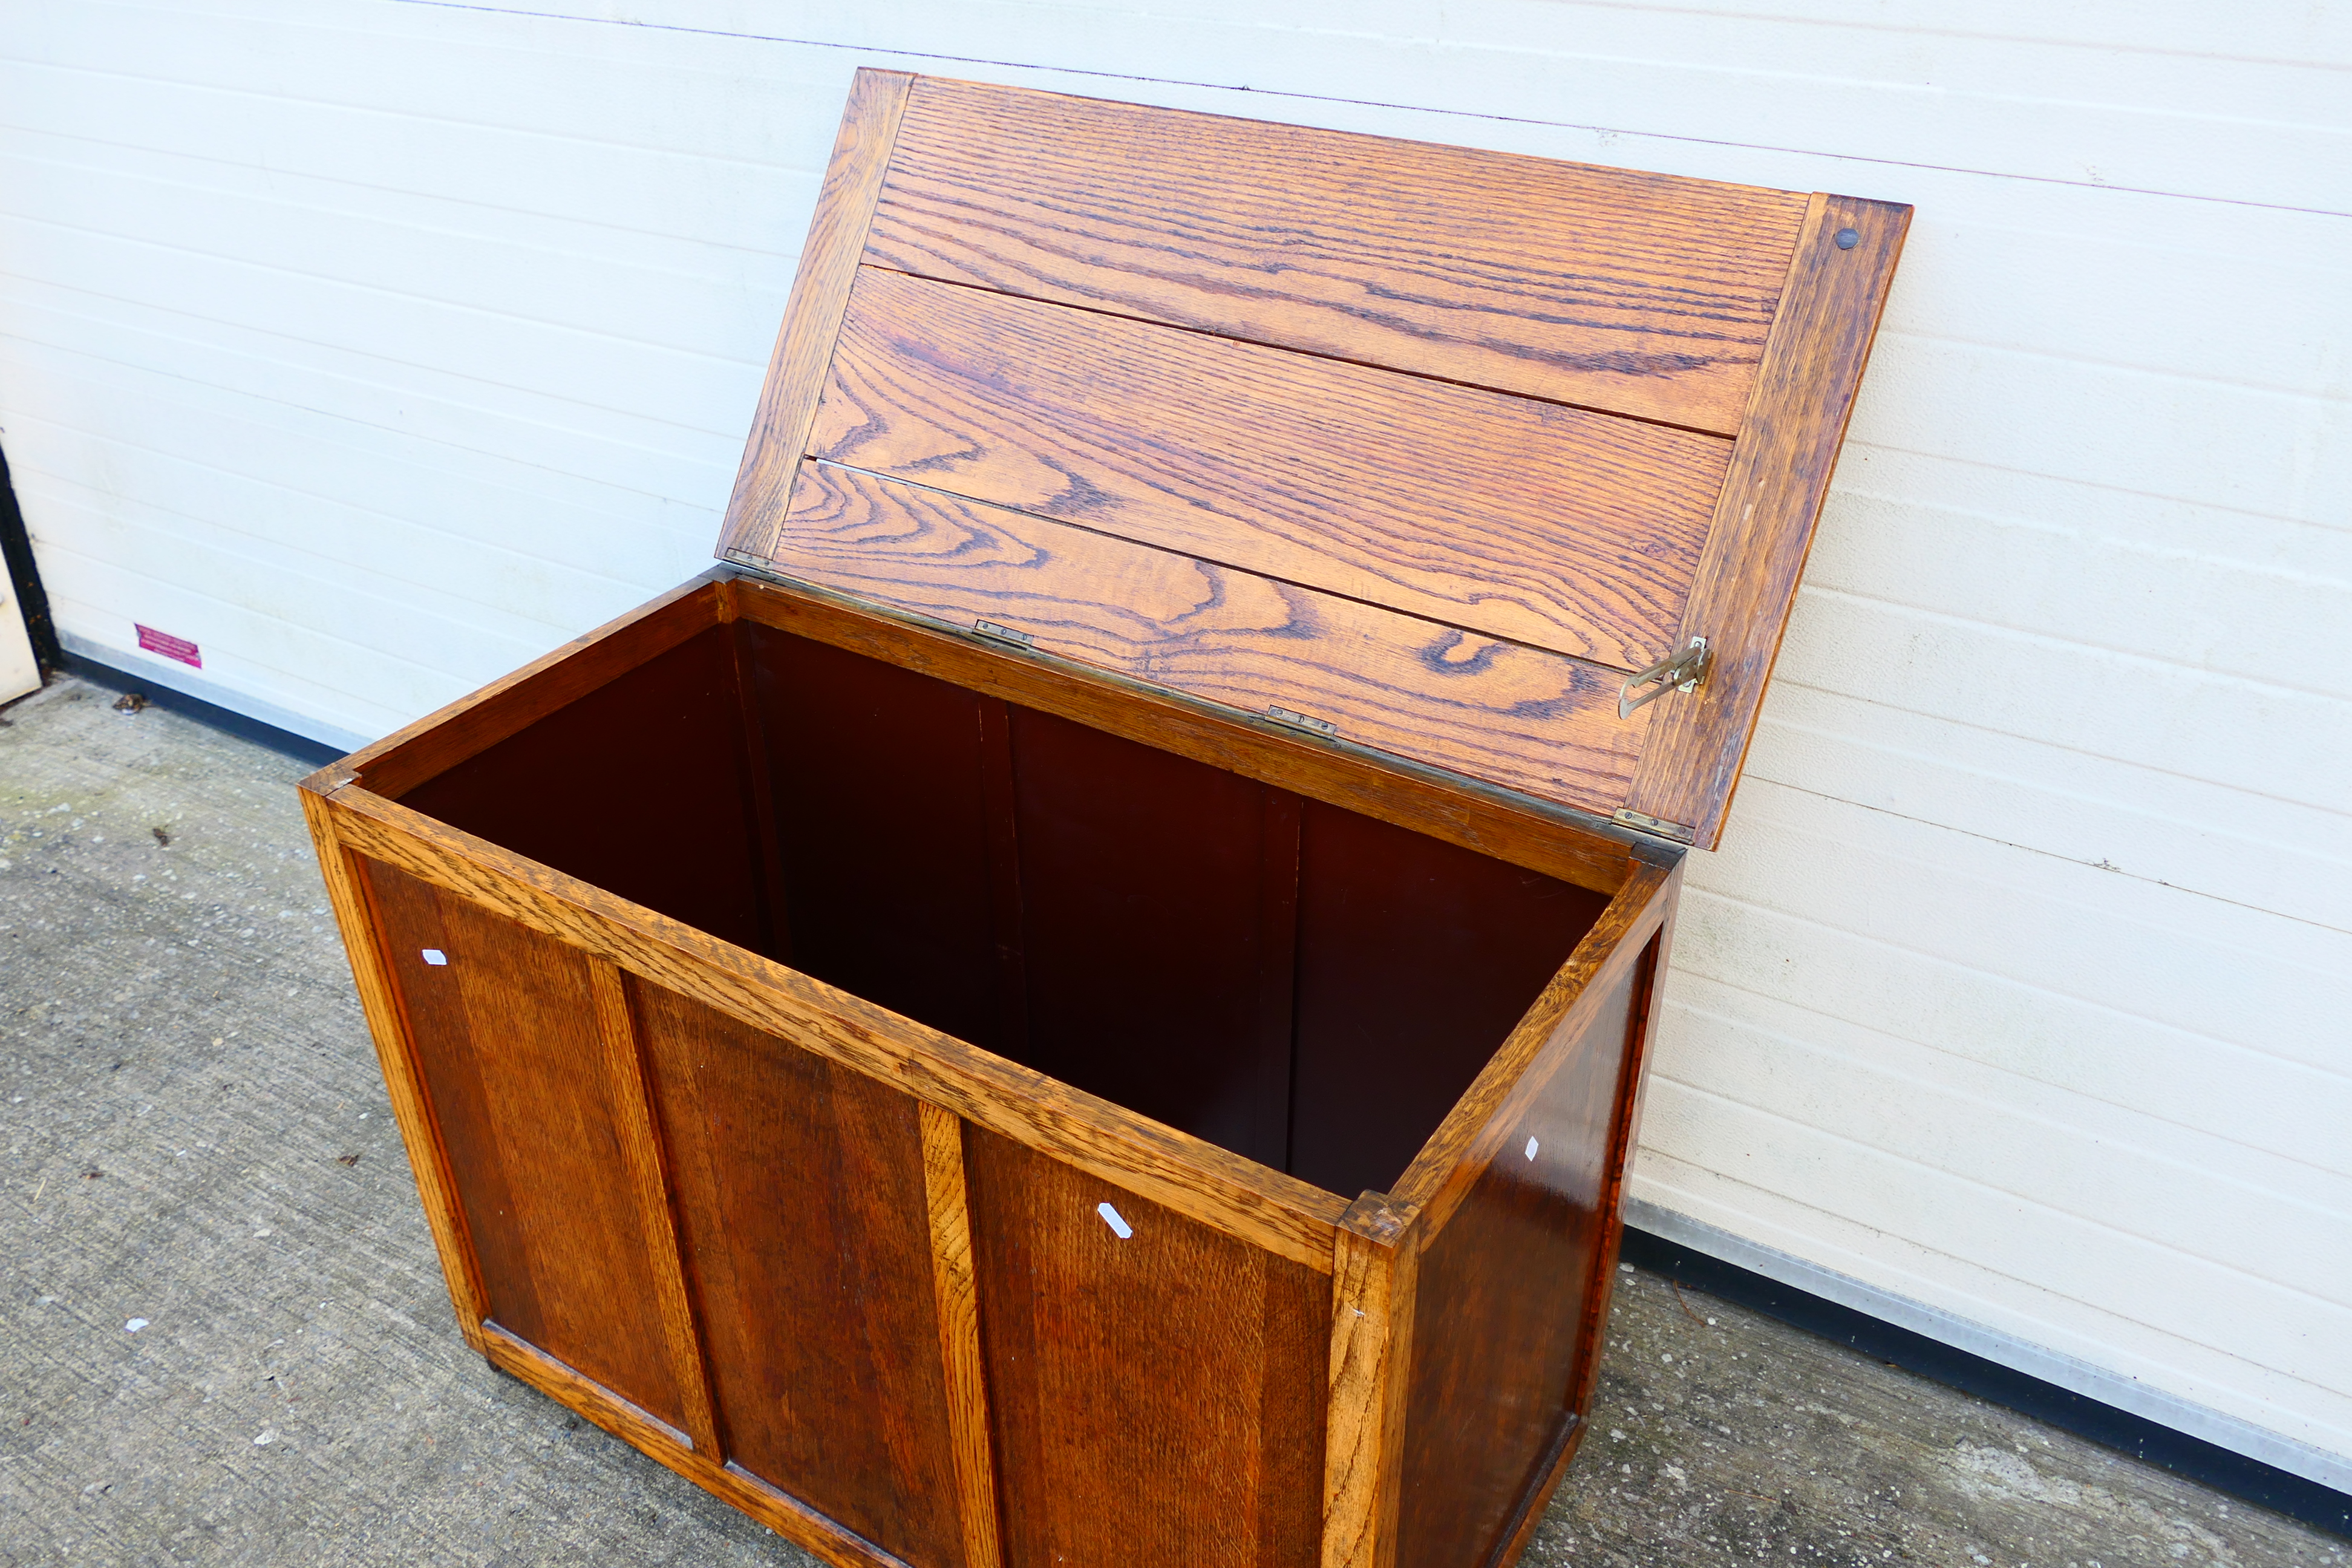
[135,624,202,668]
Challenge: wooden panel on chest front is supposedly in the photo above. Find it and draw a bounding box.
[965,1125,1331,1568]
[358,858,689,1433]
[632,977,971,1568]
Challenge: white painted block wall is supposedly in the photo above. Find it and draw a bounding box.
[2,0,2345,1486]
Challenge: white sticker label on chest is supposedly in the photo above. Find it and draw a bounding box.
[1525,1136,1541,1161]
[1097,1201,1133,1240]
[420,949,448,966]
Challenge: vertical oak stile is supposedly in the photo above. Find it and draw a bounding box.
[1624,192,1912,846]
[720,583,794,965]
[719,67,914,563]
[584,959,724,1457]
[1255,788,1304,1172]
[1321,1198,1417,1568]
[976,694,1030,1055]
[299,784,492,1350]
[1567,850,1683,1422]
[919,1102,1005,1568]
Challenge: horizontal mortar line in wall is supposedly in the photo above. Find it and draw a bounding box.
[1835,436,2352,541]
[0,50,848,180]
[1679,880,2352,1091]
[1624,1159,2352,1445]
[1,430,671,615]
[1555,0,2352,74]
[1828,479,2352,593]
[0,308,745,500]
[1645,1074,2352,1346]
[0,132,812,282]
[1663,965,2352,1187]
[33,535,540,714]
[1659,988,2352,1221]
[1870,325,2352,404]
[1743,735,2352,938]
[152,0,2352,83]
[19,485,574,673]
[0,286,747,479]
[374,0,2352,221]
[1661,988,2352,1222]
[0,210,774,385]
[0,334,718,537]
[0,341,729,549]
[1762,665,2352,826]
[1793,581,2352,710]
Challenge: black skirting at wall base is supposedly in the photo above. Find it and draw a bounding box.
[54,650,342,768]
[1619,1226,2351,1541]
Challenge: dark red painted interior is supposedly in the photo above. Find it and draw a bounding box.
[390,619,1606,1197]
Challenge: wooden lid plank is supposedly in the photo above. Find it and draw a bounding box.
[811,267,1728,671]
[867,78,1812,434]
[777,463,1641,811]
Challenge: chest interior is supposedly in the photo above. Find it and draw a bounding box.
[387,606,1616,1203]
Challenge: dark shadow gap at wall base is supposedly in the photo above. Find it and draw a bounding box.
[1619,1226,2351,1541]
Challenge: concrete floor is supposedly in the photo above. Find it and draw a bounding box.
[1,671,2343,1568]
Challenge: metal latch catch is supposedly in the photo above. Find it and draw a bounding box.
[1618,636,1711,720]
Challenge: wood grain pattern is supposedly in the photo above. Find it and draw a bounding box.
[1322,1198,1417,1568]
[299,788,491,1351]
[920,1103,1004,1568]
[724,615,794,964]
[774,463,1643,815]
[1387,855,1677,1236]
[1004,704,1296,1168]
[357,857,689,1428]
[633,977,965,1567]
[867,76,1811,433]
[324,570,727,801]
[1393,953,1647,1568]
[729,573,1639,897]
[1288,804,1611,1203]
[806,269,1726,668]
[720,68,914,563]
[965,1125,1330,1568]
[319,785,1352,1273]
[1623,194,1913,848]
[393,622,768,956]
[751,626,1006,1052]
[587,959,721,1455]
[479,1325,916,1568]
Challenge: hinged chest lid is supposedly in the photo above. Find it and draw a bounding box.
[719,70,1909,850]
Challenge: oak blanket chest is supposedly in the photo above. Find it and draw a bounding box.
[301,71,1907,1568]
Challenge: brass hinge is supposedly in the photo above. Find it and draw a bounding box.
[1612,807,1697,843]
[972,619,1036,650]
[1618,636,1711,720]
[1265,705,1338,739]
